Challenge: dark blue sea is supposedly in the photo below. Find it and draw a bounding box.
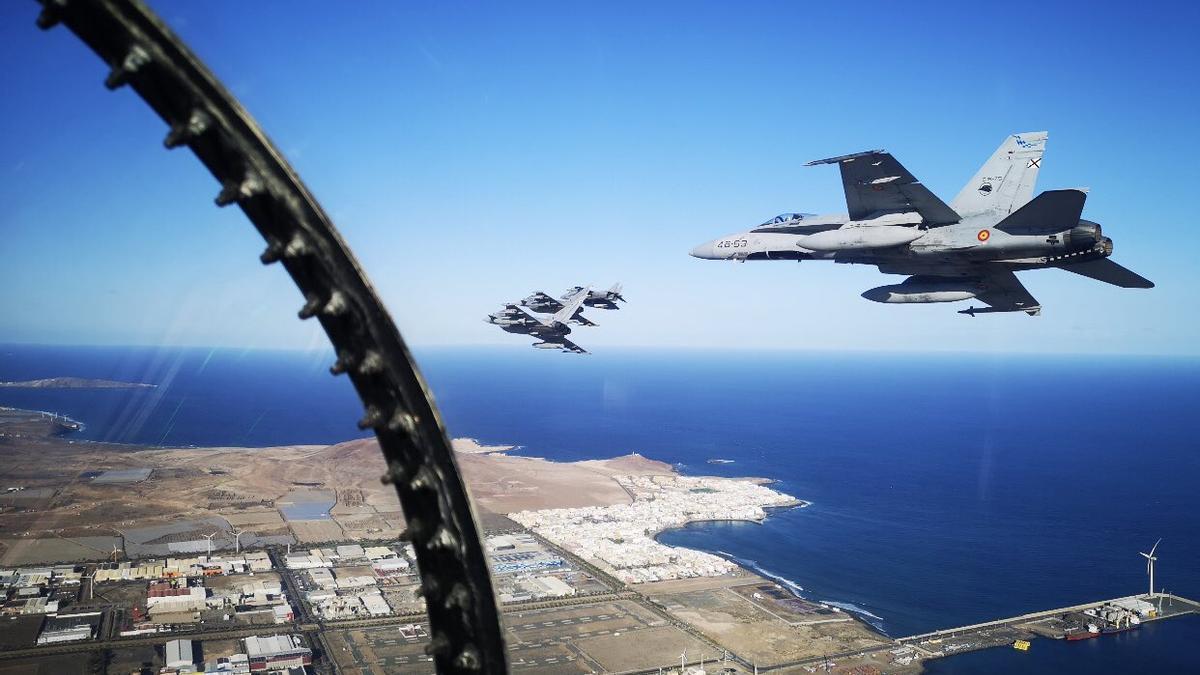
[2,343,1198,672]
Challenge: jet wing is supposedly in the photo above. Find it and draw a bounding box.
[571,312,598,327]
[527,292,563,311]
[1056,258,1154,289]
[960,269,1041,316]
[558,336,589,354]
[807,150,960,225]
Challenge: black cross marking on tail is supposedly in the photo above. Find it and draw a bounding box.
[1027,157,1041,168]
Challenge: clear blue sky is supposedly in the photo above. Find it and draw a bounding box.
[2,1,1198,354]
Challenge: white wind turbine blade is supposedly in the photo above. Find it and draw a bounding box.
[1149,538,1162,557]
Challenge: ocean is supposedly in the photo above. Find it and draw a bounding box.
[2,343,1197,672]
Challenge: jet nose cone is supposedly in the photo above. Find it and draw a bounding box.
[689,242,715,259]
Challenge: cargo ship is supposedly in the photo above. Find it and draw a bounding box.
[1065,623,1100,641]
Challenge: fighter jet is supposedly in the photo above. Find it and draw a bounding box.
[486,287,591,353]
[521,283,626,320]
[520,291,597,327]
[572,283,626,310]
[689,132,1152,315]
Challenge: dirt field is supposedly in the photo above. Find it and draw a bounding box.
[653,585,890,666]
[0,535,120,566]
[0,409,676,562]
[289,520,345,543]
[220,510,285,527]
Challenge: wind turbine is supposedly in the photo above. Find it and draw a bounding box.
[1139,538,1161,597]
[202,531,218,558]
[230,528,246,554]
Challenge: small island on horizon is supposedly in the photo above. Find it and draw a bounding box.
[0,376,157,390]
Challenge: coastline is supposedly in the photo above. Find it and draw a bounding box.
[648,502,896,640]
[0,405,897,667]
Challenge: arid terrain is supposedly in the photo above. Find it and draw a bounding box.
[0,406,906,672]
[0,407,673,564]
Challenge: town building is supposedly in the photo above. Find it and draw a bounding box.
[243,635,312,672]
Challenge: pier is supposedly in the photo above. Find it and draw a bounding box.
[896,593,1200,659]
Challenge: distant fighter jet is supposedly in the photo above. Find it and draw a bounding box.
[520,292,597,327]
[522,283,626,320]
[486,287,591,353]
[689,132,1152,315]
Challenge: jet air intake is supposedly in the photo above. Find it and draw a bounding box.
[862,277,979,304]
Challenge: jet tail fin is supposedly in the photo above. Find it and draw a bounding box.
[951,131,1047,217]
[994,189,1087,233]
[1057,258,1154,289]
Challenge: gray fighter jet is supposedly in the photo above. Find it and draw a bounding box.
[486,287,591,353]
[521,283,625,320]
[520,292,597,326]
[690,132,1152,315]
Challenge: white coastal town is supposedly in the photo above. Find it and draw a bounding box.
[510,474,804,584]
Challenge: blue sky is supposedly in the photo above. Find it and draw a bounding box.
[2,1,1198,354]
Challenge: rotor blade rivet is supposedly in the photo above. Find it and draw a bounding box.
[379,462,406,485]
[443,583,472,612]
[35,5,61,31]
[426,526,460,553]
[387,410,417,434]
[329,351,356,376]
[215,172,263,207]
[409,465,436,492]
[105,45,150,90]
[453,646,482,671]
[283,234,309,258]
[259,240,284,265]
[164,109,211,149]
[357,405,382,430]
[322,291,348,317]
[356,351,383,375]
[297,294,322,320]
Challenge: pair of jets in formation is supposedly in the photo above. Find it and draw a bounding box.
[486,285,626,354]
[494,131,1153,353]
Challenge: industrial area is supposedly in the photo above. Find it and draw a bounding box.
[4,524,1196,674]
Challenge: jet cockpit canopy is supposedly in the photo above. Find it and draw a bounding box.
[760,212,814,226]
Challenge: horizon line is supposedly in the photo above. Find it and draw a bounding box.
[1,340,1197,361]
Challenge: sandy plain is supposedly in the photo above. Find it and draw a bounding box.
[0,409,671,563]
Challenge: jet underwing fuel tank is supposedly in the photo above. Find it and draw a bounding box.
[862,277,979,303]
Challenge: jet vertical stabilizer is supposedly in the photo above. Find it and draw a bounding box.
[951,131,1047,217]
